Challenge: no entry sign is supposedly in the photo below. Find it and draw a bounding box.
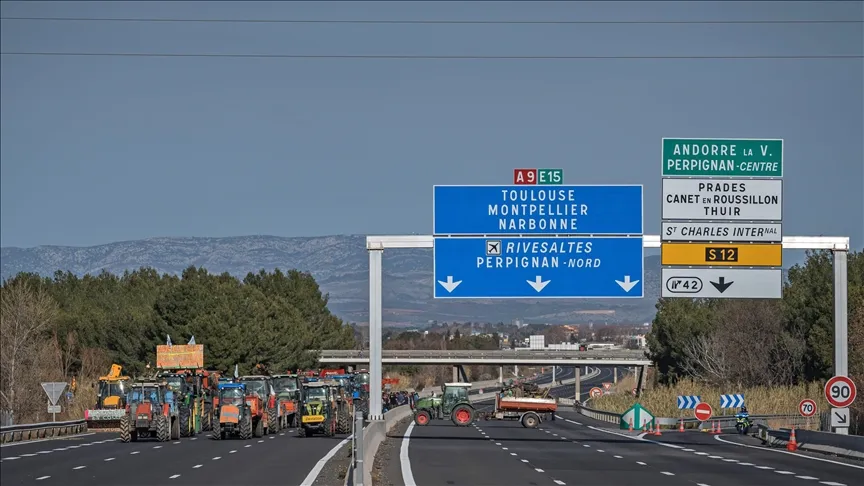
[694,402,713,421]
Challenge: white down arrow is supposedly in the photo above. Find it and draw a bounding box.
[615,275,639,292]
[437,276,462,293]
[527,276,550,292]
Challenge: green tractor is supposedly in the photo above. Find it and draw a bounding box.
[159,372,202,437]
[299,381,337,437]
[412,382,475,427]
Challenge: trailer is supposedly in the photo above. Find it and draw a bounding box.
[480,393,557,428]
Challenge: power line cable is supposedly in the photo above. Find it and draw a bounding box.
[1,16,861,25]
[0,52,859,60]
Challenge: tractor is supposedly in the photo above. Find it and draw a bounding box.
[412,383,475,427]
[157,371,203,437]
[299,381,337,437]
[211,383,253,440]
[119,382,180,442]
[271,374,301,429]
[351,370,371,419]
[85,364,131,429]
[237,375,278,436]
[323,378,352,434]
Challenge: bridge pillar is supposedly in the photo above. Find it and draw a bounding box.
[552,366,557,384]
[452,366,458,382]
[613,367,617,384]
[574,367,581,403]
[498,366,504,384]
[514,365,519,378]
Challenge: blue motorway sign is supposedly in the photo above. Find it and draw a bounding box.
[433,236,643,299]
[433,185,643,235]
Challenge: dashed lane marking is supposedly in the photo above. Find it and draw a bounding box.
[73,466,86,470]
[554,481,566,485]
[637,462,647,466]
[2,456,20,460]
[775,471,795,475]
[535,468,545,473]
[713,435,864,471]
[244,444,252,448]
[193,464,202,469]
[597,449,605,453]
[153,446,162,449]
[229,450,237,454]
[682,448,695,452]
[104,457,115,461]
[36,476,50,481]
[510,453,517,456]
[819,482,847,486]
[521,459,529,463]
[796,476,818,480]
[169,474,180,479]
[661,472,675,476]
[21,454,37,457]
[614,455,623,459]
[708,455,723,459]
[173,441,180,445]
[258,440,264,443]
[130,451,140,455]
[756,466,774,470]
[212,456,221,460]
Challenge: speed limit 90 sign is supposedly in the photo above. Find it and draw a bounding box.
[824,375,857,408]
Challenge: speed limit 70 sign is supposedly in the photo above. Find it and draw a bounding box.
[798,399,817,417]
[824,375,857,408]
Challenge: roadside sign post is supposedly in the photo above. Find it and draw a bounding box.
[799,399,817,430]
[660,138,784,300]
[41,382,67,422]
[824,376,856,434]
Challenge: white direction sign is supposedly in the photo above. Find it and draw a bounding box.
[47,404,61,414]
[662,178,783,221]
[41,382,67,406]
[661,222,782,243]
[661,268,782,299]
[830,408,850,428]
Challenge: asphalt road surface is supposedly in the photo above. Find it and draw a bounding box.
[0,428,350,486]
[395,369,863,486]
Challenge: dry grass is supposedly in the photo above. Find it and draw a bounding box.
[590,375,832,419]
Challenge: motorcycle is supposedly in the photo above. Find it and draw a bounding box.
[735,413,753,434]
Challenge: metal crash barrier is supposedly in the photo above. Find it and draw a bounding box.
[0,419,88,444]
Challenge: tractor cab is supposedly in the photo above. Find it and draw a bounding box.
[271,374,300,400]
[238,376,274,401]
[218,383,247,404]
[299,382,336,437]
[441,383,471,412]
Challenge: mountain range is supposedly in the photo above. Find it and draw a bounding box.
[1,235,664,325]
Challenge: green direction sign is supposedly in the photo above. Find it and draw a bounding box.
[537,168,563,185]
[662,138,783,177]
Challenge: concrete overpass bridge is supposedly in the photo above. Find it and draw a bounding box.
[317,348,651,366]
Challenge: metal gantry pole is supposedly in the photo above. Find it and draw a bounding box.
[368,246,384,421]
[833,249,849,435]
[354,410,365,486]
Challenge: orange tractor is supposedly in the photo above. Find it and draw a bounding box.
[271,374,301,429]
[237,375,279,436]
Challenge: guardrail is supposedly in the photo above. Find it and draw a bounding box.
[573,401,801,430]
[348,404,414,486]
[755,424,864,459]
[0,419,88,444]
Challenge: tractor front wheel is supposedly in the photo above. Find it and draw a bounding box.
[267,407,279,434]
[211,420,222,440]
[119,415,132,443]
[240,413,253,440]
[254,417,264,438]
[156,415,170,442]
[451,405,474,427]
[414,410,431,426]
[171,416,181,440]
[179,407,191,438]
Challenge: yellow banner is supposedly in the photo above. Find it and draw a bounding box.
[661,243,782,267]
[302,415,325,423]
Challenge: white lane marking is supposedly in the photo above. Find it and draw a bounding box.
[400,422,417,486]
[708,455,723,459]
[796,476,818,480]
[244,444,252,448]
[212,456,221,460]
[502,447,509,450]
[73,466,86,470]
[280,433,285,436]
[104,457,115,461]
[3,456,20,460]
[229,450,236,454]
[495,442,502,446]
[169,474,180,479]
[153,446,162,449]
[36,476,50,481]
[682,448,695,452]
[130,451,140,455]
[661,472,675,476]
[554,481,566,485]
[53,447,68,451]
[775,471,795,475]
[300,433,354,486]
[583,444,590,447]
[597,449,605,452]
[696,484,711,486]
[614,455,623,458]
[713,435,864,470]
[756,466,774,470]
[258,440,264,443]
[552,433,558,436]
[819,482,846,486]
[193,464,202,469]
[173,441,180,445]
[0,432,97,448]
[739,462,754,466]
[637,461,647,466]
[521,459,529,463]
[695,452,709,455]
[190,438,197,441]
[269,436,275,439]
[535,468,545,472]
[723,459,739,462]
[38,451,52,454]
[511,452,517,456]
[21,453,37,457]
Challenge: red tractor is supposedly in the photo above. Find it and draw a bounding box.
[237,375,278,436]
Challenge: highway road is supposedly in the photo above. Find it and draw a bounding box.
[0,428,350,485]
[393,368,863,486]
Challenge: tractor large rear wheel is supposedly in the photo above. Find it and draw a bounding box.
[211,420,222,440]
[451,405,474,427]
[180,407,191,437]
[156,415,170,442]
[254,416,264,438]
[267,407,279,434]
[202,403,212,431]
[337,404,350,434]
[171,416,181,440]
[239,413,253,440]
[119,415,132,443]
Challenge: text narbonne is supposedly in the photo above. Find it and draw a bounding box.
[488,189,589,231]
[477,240,601,269]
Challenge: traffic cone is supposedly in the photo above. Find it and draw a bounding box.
[679,419,685,432]
[786,427,798,451]
[628,419,633,432]
[654,422,662,436]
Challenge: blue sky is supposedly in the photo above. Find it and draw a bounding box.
[1,1,862,251]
